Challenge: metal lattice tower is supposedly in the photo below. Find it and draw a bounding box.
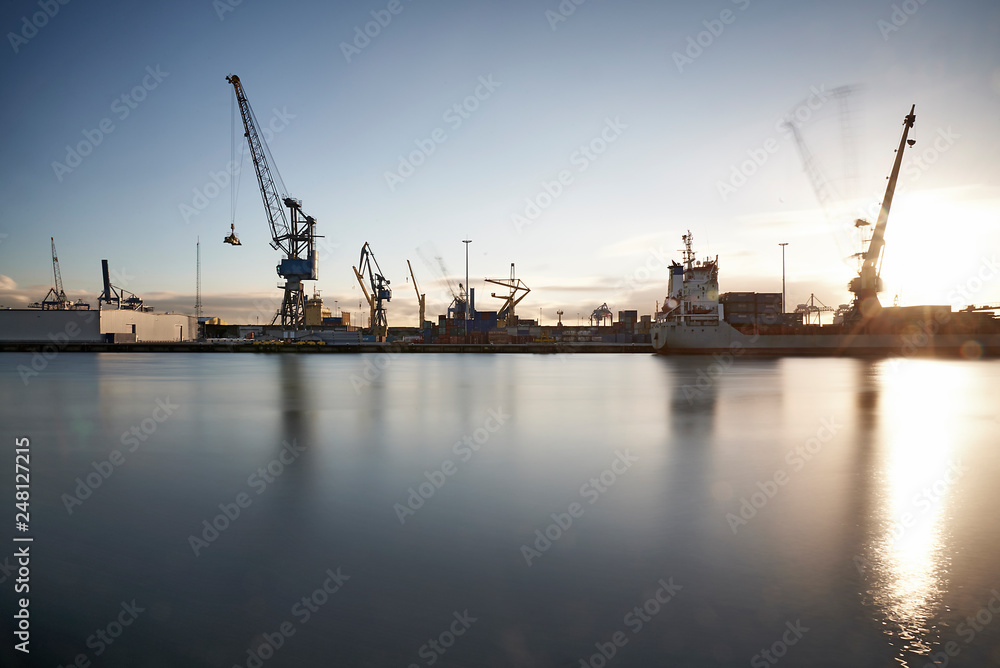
[195,237,203,319]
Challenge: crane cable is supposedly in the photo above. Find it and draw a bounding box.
[230,90,247,229]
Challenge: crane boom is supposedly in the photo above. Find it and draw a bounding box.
[50,237,66,303]
[226,74,318,328]
[407,260,426,328]
[848,104,916,312]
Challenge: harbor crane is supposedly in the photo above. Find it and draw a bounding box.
[353,243,391,341]
[847,104,916,319]
[794,294,835,325]
[40,237,69,309]
[485,263,529,328]
[98,259,143,311]
[590,302,612,327]
[407,260,426,328]
[226,74,318,328]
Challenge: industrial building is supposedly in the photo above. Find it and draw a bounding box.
[0,309,197,343]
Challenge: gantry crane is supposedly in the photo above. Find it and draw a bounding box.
[353,243,391,341]
[590,302,612,327]
[407,260,426,328]
[485,263,529,328]
[794,294,835,325]
[847,105,916,319]
[226,74,318,328]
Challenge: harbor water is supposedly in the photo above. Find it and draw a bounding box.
[2,352,1000,667]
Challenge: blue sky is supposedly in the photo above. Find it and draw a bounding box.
[1,0,998,325]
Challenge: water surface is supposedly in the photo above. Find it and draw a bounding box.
[2,352,999,667]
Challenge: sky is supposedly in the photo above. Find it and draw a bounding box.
[1,0,998,326]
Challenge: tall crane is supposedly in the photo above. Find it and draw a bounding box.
[485,263,529,328]
[407,260,426,328]
[784,85,862,264]
[353,243,391,341]
[40,237,69,310]
[226,74,318,328]
[847,104,916,317]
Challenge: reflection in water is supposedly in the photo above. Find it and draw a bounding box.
[864,361,962,663]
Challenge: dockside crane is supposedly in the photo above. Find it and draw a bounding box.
[226,74,318,328]
[353,243,391,341]
[590,302,612,327]
[40,237,68,309]
[847,104,916,319]
[485,263,529,328]
[407,260,426,328]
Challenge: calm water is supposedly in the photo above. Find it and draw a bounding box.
[2,352,1000,667]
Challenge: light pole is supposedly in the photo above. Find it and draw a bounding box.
[779,242,788,313]
[463,239,471,336]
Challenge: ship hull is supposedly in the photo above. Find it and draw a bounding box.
[651,320,1000,357]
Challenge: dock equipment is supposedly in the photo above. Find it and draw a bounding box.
[485,263,529,328]
[353,243,391,341]
[226,74,318,328]
[407,260,426,328]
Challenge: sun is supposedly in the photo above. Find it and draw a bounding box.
[876,190,999,308]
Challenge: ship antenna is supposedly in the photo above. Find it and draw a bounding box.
[682,230,695,270]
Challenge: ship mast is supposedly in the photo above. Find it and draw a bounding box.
[848,104,916,317]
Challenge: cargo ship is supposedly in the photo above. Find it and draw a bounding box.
[651,105,1000,357]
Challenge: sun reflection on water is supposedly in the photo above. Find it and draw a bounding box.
[866,360,964,663]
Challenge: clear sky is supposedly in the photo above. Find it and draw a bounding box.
[1,0,998,326]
